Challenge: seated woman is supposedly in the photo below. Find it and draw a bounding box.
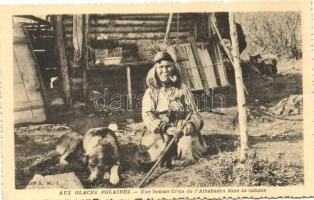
[135,51,208,168]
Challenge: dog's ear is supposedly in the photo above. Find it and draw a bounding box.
[108,122,118,132]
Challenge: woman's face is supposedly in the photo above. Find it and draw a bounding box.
[156,61,175,84]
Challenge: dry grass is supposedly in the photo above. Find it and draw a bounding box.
[195,151,303,187]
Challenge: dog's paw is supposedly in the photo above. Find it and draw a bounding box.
[88,174,97,182]
[103,172,110,180]
[109,173,120,185]
[109,165,120,185]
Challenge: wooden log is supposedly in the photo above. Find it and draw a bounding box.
[64,25,192,34]
[90,14,181,20]
[229,12,248,161]
[63,18,192,27]
[91,19,166,26]
[53,15,72,106]
[65,38,164,48]
[65,31,192,40]
[63,14,186,20]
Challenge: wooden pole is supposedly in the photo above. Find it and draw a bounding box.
[54,15,72,106]
[138,112,192,188]
[83,14,89,97]
[126,66,132,110]
[164,13,173,44]
[211,14,248,95]
[229,13,248,161]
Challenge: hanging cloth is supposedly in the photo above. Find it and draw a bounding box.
[72,15,83,64]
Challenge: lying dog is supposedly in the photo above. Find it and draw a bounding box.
[56,131,83,165]
[24,131,83,174]
[83,124,120,185]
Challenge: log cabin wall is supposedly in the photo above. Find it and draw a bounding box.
[61,13,210,103]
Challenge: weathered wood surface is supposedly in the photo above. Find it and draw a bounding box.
[65,25,192,33]
[215,43,229,86]
[13,24,47,124]
[54,15,72,106]
[229,12,248,161]
[63,18,192,27]
[197,44,218,88]
[65,32,191,40]
[188,37,209,88]
[175,43,203,90]
[83,14,89,96]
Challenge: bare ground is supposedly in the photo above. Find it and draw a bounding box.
[15,60,303,189]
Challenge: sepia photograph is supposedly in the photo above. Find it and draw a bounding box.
[12,10,306,192]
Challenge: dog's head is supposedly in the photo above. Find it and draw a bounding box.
[83,125,120,182]
[83,148,106,182]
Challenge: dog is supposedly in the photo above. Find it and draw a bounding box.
[83,124,120,185]
[56,131,83,165]
[24,131,83,173]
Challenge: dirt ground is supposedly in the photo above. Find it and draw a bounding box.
[15,59,303,189]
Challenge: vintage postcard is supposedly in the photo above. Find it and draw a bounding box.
[0,1,313,199]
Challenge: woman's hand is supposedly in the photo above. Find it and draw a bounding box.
[183,123,195,136]
[166,127,181,137]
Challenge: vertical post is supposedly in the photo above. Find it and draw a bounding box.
[229,12,248,161]
[83,14,89,97]
[126,66,133,110]
[54,15,72,106]
[164,13,173,44]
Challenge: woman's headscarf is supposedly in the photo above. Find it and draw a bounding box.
[146,52,182,89]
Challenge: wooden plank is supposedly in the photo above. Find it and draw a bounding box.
[215,44,229,86]
[13,45,38,79]
[14,102,45,112]
[188,37,209,89]
[175,45,194,88]
[197,44,218,88]
[24,81,44,101]
[14,45,45,102]
[14,110,34,124]
[13,53,23,83]
[22,24,50,115]
[14,108,46,124]
[184,44,203,90]
[13,24,26,38]
[14,82,29,106]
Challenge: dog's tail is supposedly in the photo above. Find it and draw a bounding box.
[108,122,118,132]
[23,150,59,174]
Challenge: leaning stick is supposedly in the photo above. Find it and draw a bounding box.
[138,112,192,188]
[211,21,249,96]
